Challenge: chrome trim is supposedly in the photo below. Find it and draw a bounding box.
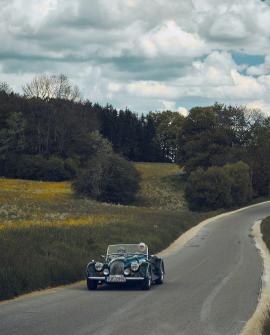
[88,276,105,280]
[106,244,149,259]
[126,277,145,281]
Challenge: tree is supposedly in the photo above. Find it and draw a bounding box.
[177,104,249,175]
[73,153,140,204]
[149,111,184,162]
[0,82,12,94]
[247,118,270,196]
[75,131,113,166]
[22,74,81,101]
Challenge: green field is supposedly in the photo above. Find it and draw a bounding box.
[0,163,216,300]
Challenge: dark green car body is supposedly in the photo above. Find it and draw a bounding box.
[86,243,165,290]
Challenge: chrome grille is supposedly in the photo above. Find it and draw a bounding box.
[110,261,124,275]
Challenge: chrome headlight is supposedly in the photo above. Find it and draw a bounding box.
[95,262,103,272]
[103,268,109,276]
[131,262,139,272]
[124,268,131,276]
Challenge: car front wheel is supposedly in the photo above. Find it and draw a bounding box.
[141,268,152,290]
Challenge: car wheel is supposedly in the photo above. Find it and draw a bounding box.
[155,261,165,284]
[142,268,152,290]
[141,276,151,290]
[155,269,164,284]
[87,279,98,290]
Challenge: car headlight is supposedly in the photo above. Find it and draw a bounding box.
[131,262,139,272]
[95,262,103,272]
[103,268,109,276]
[124,268,131,276]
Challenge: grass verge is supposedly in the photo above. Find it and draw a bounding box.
[261,217,270,335]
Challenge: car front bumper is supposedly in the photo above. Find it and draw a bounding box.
[88,276,145,282]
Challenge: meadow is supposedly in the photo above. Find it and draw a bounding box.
[0,163,216,300]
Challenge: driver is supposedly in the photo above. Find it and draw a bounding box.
[139,242,146,252]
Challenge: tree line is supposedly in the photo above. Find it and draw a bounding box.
[1,76,270,209]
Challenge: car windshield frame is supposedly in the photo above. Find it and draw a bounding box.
[106,244,148,258]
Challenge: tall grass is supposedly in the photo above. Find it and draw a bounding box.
[0,163,215,300]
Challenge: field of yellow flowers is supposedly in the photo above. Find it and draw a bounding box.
[0,163,213,300]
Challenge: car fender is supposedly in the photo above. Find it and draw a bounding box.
[139,261,151,278]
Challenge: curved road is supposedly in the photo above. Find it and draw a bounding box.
[1,202,270,335]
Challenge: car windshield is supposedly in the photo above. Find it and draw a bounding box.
[107,244,148,257]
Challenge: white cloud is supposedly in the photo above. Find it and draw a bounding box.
[139,20,207,59]
[1,0,270,113]
[246,100,270,116]
[208,14,248,41]
[161,100,176,111]
[110,51,266,104]
[177,107,189,117]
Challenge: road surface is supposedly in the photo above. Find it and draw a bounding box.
[1,202,270,335]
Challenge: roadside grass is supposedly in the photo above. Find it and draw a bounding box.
[263,317,270,335]
[0,163,217,301]
[260,217,270,335]
[262,217,270,252]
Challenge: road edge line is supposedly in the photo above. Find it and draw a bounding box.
[240,219,270,335]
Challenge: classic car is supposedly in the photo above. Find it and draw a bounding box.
[86,243,165,290]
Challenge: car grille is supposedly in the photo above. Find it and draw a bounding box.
[110,261,124,275]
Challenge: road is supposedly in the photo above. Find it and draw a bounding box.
[1,202,270,335]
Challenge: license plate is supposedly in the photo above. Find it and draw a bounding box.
[107,275,126,283]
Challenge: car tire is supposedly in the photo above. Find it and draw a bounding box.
[141,276,151,290]
[155,269,164,284]
[87,279,98,290]
[141,267,152,290]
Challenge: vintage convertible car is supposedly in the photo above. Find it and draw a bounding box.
[86,243,165,290]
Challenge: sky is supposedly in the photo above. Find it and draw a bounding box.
[1,0,270,115]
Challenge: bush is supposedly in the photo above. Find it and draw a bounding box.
[73,153,140,204]
[185,167,232,210]
[224,161,252,206]
[12,155,74,181]
[185,161,252,211]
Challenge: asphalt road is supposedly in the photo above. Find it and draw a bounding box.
[1,202,270,335]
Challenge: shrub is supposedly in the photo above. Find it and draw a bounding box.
[13,155,74,181]
[185,167,232,211]
[39,156,72,181]
[185,161,252,210]
[224,161,252,206]
[73,153,140,204]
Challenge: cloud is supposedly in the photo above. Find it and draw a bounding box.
[139,20,207,59]
[104,51,267,112]
[0,0,270,113]
[247,55,270,76]
[246,100,270,116]
[177,107,189,117]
